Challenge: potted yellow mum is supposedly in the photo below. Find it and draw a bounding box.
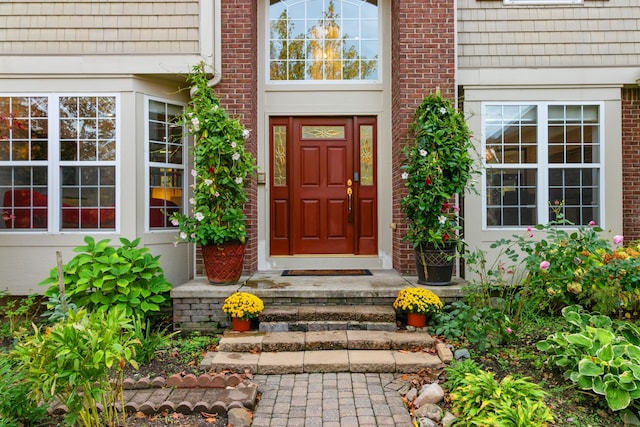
[222,292,264,331]
[393,287,443,328]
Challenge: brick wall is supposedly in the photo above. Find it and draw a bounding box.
[622,87,640,242]
[197,0,258,275]
[391,0,457,274]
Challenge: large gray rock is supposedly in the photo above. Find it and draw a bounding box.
[228,407,252,427]
[413,383,444,407]
[417,417,437,427]
[413,403,443,421]
[454,348,471,360]
[442,411,457,427]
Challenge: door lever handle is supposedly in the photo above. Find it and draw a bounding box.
[347,187,353,221]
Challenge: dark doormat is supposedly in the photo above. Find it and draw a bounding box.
[281,269,372,276]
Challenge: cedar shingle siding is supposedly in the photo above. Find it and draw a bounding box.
[0,1,199,55]
[458,0,640,68]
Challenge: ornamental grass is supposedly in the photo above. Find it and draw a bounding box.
[221,292,264,320]
[393,287,443,316]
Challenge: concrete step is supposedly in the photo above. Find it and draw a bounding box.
[200,330,453,374]
[257,305,397,332]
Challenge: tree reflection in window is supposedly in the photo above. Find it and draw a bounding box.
[269,0,379,81]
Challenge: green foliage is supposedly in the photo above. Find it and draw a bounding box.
[0,352,48,427]
[0,291,40,339]
[537,305,640,414]
[171,332,219,364]
[444,358,482,393]
[169,62,257,246]
[12,308,140,426]
[131,315,178,365]
[40,292,78,323]
[450,368,554,426]
[401,91,477,248]
[40,236,172,319]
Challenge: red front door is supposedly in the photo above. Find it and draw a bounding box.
[269,116,377,256]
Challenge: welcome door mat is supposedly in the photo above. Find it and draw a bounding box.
[281,269,372,276]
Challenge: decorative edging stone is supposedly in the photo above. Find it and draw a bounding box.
[49,372,259,417]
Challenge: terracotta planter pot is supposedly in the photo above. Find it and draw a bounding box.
[406,312,427,328]
[201,242,246,284]
[231,317,251,332]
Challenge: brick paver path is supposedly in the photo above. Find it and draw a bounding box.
[251,372,412,427]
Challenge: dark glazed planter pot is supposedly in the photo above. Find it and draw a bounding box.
[201,242,246,284]
[415,243,456,286]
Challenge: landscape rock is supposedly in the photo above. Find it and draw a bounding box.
[414,383,444,407]
[228,407,252,427]
[405,387,418,402]
[413,403,443,421]
[442,411,457,427]
[417,417,437,427]
[454,348,470,360]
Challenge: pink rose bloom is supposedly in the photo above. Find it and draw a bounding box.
[613,235,624,245]
[588,220,595,226]
[506,327,513,334]
[540,260,550,270]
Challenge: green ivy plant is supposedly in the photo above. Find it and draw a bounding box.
[40,236,172,319]
[401,91,476,249]
[537,305,640,416]
[169,62,257,246]
[12,308,139,426]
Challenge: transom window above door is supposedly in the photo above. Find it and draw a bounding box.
[268,0,379,81]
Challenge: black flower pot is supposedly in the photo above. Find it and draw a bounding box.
[415,243,455,286]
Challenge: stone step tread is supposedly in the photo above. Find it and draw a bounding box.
[218,330,435,353]
[258,321,397,333]
[259,305,395,323]
[201,349,445,374]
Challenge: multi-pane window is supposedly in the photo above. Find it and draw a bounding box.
[1,95,118,232]
[147,99,184,229]
[483,103,602,228]
[269,0,379,81]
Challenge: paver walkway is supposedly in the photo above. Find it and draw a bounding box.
[250,372,413,427]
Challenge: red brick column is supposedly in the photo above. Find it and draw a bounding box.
[391,0,456,274]
[213,0,258,273]
[622,88,640,242]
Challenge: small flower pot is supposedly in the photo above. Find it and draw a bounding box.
[231,317,251,332]
[406,312,427,328]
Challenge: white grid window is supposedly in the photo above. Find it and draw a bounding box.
[268,0,379,81]
[483,102,602,228]
[146,98,185,230]
[1,95,119,232]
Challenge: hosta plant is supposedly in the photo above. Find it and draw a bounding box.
[537,305,640,414]
[222,292,264,320]
[449,368,554,426]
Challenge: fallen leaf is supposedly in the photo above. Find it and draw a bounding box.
[135,411,147,419]
[171,412,184,419]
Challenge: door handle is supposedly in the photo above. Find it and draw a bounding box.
[347,180,353,222]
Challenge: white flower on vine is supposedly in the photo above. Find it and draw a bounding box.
[214,191,220,197]
[438,215,447,225]
[401,172,409,180]
[235,177,243,184]
[189,198,196,205]
[232,152,240,161]
[191,169,197,177]
[194,212,205,221]
[204,179,213,186]
[439,107,447,115]
[171,219,179,226]
[419,149,427,157]
[243,129,251,140]
[180,231,187,240]
[191,117,200,132]
[231,141,237,149]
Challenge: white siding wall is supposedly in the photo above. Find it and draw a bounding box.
[0,1,199,55]
[458,0,640,68]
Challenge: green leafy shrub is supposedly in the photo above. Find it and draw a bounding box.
[12,308,139,426]
[0,352,48,427]
[444,358,482,393]
[450,368,554,426]
[0,291,41,339]
[131,315,178,364]
[537,305,640,414]
[40,236,172,319]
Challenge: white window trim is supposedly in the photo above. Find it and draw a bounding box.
[265,0,383,85]
[480,101,605,231]
[144,96,187,232]
[504,0,583,5]
[0,93,120,234]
